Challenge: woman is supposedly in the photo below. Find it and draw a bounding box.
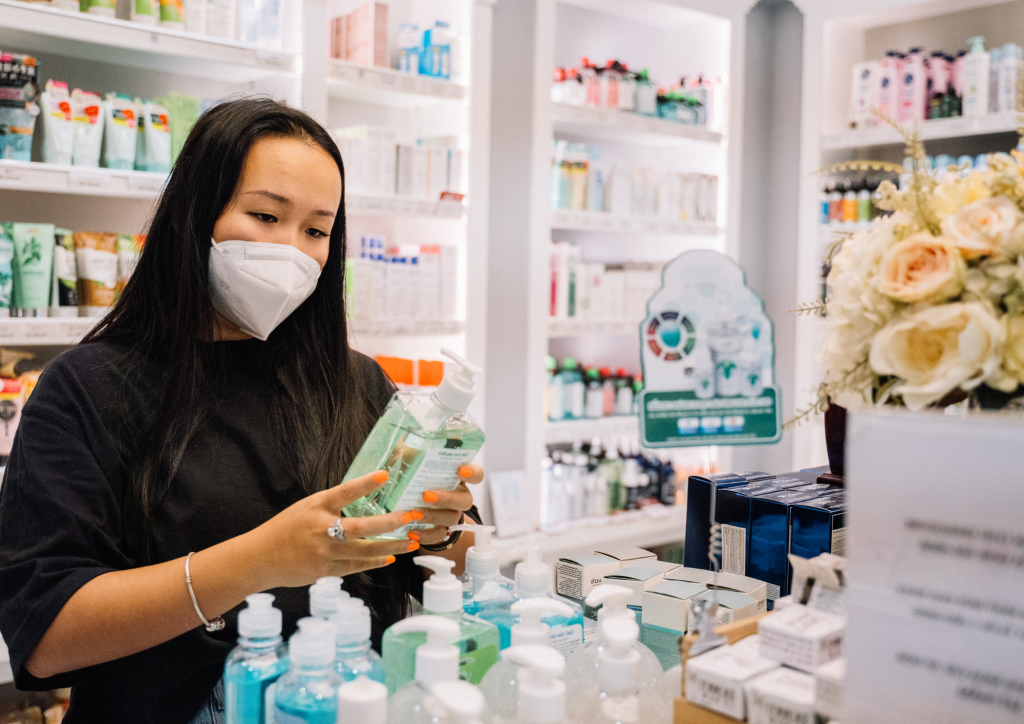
[0,99,483,723]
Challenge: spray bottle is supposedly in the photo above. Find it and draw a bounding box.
[331,598,385,684]
[342,349,485,540]
[337,676,388,724]
[224,593,288,724]
[448,524,515,615]
[273,617,341,724]
[382,556,500,691]
[385,616,461,724]
[580,617,669,724]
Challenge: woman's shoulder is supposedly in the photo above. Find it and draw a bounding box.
[349,350,396,410]
[25,342,143,423]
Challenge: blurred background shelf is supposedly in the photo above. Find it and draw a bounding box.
[0,162,165,199]
[545,415,639,445]
[0,318,99,346]
[552,102,723,145]
[551,210,720,235]
[821,112,1021,151]
[327,59,468,106]
[349,319,464,337]
[548,318,639,337]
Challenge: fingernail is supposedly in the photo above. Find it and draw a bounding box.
[401,512,413,524]
[411,511,425,520]
[386,556,396,564]
[458,466,473,478]
[407,542,420,552]
[423,491,439,503]
[407,532,421,541]
[373,471,389,484]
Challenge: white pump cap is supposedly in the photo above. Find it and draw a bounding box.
[415,556,462,613]
[337,675,387,724]
[388,615,461,685]
[596,617,641,694]
[433,348,482,413]
[510,598,576,647]
[514,547,553,598]
[290,617,336,668]
[427,681,486,724]
[503,646,567,724]
[331,598,371,646]
[449,524,497,581]
[238,593,282,639]
[309,576,348,619]
[585,584,633,623]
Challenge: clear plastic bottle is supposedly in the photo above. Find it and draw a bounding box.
[480,644,569,724]
[224,593,288,724]
[331,599,385,684]
[602,447,623,513]
[386,616,462,724]
[424,680,487,724]
[309,576,348,621]
[342,349,485,540]
[579,618,669,724]
[548,356,565,421]
[337,675,388,724]
[618,64,636,112]
[584,367,604,419]
[613,369,633,416]
[273,618,342,724]
[635,69,657,116]
[559,358,585,420]
[382,556,501,691]
[451,524,515,616]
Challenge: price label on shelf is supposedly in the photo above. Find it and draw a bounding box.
[256,52,292,70]
[0,165,27,184]
[129,174,165,193]
[69,172,107,190]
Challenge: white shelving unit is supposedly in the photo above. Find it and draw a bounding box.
[821,111,1021,151]
[349,319,465,337]
[551,209,720,236]
[548,317,639,337]
[0,318,99,347]
[327,59,468,106]
[545,415,639,445]
[0,161,166,199]
[552,102,723,145]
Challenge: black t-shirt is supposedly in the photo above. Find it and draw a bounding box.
[0,340,425,723]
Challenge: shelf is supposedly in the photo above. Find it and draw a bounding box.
[0,161,165,199]
[821,112,1021,151]
[0,317,99,346]
[545,415,639,445]
[347,194,465,219]
[551,210,720,236]
[0,0,297,83]
[548,317,639,337]
[552,102,723,146]
[491,504,686,566]
[349,319,464,336]
[327,60,468,107]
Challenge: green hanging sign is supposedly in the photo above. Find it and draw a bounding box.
[637,250,781,447]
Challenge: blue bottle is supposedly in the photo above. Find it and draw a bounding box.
[273,618,342,724]
[450,524,514,616]
[330,598,385,684]
[225,593,288,724]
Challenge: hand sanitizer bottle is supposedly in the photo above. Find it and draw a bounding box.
[331,598,385,684]
[448,524,515,615]
[424,681,487,724]
[581,618,670,724]
[337,675,388,724]
[225,594,288,724]
[342,349,485,540]
[512,648,576,724]
[309,576,348,620]
[382,556,500,691]
[385,616,461,724]
[511,548,585,655]
[481,645,568,724]
[273,618,342,724]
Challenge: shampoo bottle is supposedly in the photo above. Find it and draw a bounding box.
[337,676,388,724]
[342,349,484,540]
[224,594,288,724]
[449,524,515,615]
[385,616,461,724]
[273,618,341,724]
[331,599,385,684]
[480,645,568,724]
[382,556,500,691]
[963,36,991,117]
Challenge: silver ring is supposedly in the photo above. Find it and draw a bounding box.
[328,517,346,540]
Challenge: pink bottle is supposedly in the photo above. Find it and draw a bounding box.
[898,47,927,122]
[876,51,902,124]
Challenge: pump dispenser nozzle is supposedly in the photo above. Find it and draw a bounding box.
[585,583,633,624]
[968,35,987,52]
[388,615,461,685]
[309,576,349,619]
[502,646,568,724]
[237,593,283,639]
[414,556,462,613]
[514,546,554,599]
[427,681,486,724]
[510,598,576,647]
[434,348,482,413]
[448,524,497,581]
[596,617,642,694]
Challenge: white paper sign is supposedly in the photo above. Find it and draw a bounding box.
[845,411,1024,724]
[486,469,530,539]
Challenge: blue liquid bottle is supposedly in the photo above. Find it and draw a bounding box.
[224,593,288,724]
[451,524,514,616]
[273,617,342,724]
[309,576,349,620]
[331,598,385,684]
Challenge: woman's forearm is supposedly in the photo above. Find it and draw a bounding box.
[25,529,268,679]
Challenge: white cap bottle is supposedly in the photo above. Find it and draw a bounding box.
[237,592,282,639]
[513,646,569,724]
[309,576,349,619]
[427,680,486,724]
[510,598,576,647]
[434,347,482,413]
[480,644,566,724]
[291,617,337,668]
[337,676,388,724]
[514,547,553,599]
[414,556,462,614]
[388,616,461,685]
[596,617,642,694]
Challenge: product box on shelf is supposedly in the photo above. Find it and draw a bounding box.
[555,553,621,603]
[745,666,816,724]
[600,562,678,621]
[757,604,844,672]
[664,567,717,586]
[706,572,768,616]
[790,493,847,560]
[594,545,656,567]
[814,656,845,721]
[641,580,707,669]
[683,472,771,570]
[345,1,388,68]
[684,639,780,720]
[332,126,396,197]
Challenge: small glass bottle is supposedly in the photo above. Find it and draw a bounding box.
[274,618,342,724]
[224,594,288,724]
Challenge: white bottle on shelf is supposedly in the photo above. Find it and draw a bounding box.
[963,36,991,117]
[998,43,1022,113]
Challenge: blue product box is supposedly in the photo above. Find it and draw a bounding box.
[715,480,791,574]
[790,493,847,563]
[683,471,771,570]
[748,488,831,607]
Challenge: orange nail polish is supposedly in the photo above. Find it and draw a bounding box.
[411,511,425,520]
[373,471,389,484]
[423,491,440,503]
[458,465,473,478]
[407,532,421,541]
[408,542,420,552]
[386,556,396,564]
[401,512,413,524]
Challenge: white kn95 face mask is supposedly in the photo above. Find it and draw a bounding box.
[208,238,323,341]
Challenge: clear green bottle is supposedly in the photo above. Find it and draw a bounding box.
[382,556,501,692]
[343,348,485,540]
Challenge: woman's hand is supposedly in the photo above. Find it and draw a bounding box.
[249,470,422,589]
[413,463,485,546]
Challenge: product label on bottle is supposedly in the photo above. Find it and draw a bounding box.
[391,445,478,511]
[721,524,746,575]
[549,622,583,658]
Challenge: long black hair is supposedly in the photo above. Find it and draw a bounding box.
[84,98,406,624]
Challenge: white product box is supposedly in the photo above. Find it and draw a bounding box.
[604,165,632,215]
[642,580,707,632]
[427,148,448,201]
[685,642,780,720]
[417,246,442,319]
[593,546,656,567]
[686,590,758,634]
[556,553,621,602]
[745,666,816,724]
[849,61,881,128]
[601,270,626,318]
[758,604,844,672]
[438,245,458,319]
[773,595,797,612]
[602,564,678,618]
[657,172,682,220]
[707,571,769,615]
[396,145,431,199]
[815,657,845,720]
[333,126,397,197]
[664,567,718,586]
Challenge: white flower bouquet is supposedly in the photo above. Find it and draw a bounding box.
[807,137,1024,416]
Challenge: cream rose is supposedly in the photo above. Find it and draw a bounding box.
[940,197,1024,259]
[869,302,1005,411]
[1003,314,1024,383]
[877,233,965,303]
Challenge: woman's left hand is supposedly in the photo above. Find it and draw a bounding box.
[412,464,484,546]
